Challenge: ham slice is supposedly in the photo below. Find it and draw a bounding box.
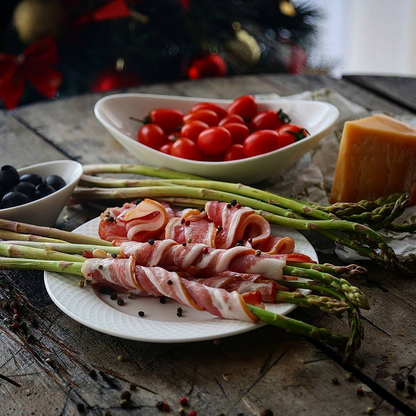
[81,258,259,322]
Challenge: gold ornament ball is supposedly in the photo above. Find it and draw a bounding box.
[13,0,67,44]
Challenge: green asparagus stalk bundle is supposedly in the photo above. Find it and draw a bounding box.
[0,254,350,353]
[76,164,414,276]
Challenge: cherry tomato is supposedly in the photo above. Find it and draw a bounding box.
[277,133,295,148]
[227,95,257,120]
[224,144,245,161]
[171,138,202,160]
[159,143,173,154]
[250,109,291,131]
[221,123,249,144]
[243,130,280,157]
[180,121,209,142]
[218,114,246,126]
[190,103,227,120]
[183,109,219,127]
[138,124,168,150]
[277,124,309,141]
[197,127,231,155]
[148,108,184,133]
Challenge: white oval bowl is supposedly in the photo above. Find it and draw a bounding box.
[0,160,83,227]
[94,93,339,183]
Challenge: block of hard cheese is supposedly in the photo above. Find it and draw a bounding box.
[331,114,416,205]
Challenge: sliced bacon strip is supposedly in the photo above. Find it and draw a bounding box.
[120,240,290,280]
[205,201,271,248]
[81,258,259,322]
[164,217,217,248]
[185,272,277,303]
[253,236,295,254]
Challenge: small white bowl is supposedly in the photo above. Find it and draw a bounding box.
[0,160,83,227]
[94,93,339,183]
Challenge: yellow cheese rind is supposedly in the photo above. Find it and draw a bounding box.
[331,114,416,205]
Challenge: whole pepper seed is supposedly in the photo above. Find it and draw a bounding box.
[235,203,241,209]
[45,358,53,364]
[156,401,164,410]
[408,375,415,384]
[78,281,84,288]
[162,402,170,411]
[179,408,185,415]
[160,297,167,304]
[182,242,187,247]
[366,408,374,415]
[202,247,209,254]
[110,293,118,301]
[135,199,142,205]
[111,253,118,258]
[12,322,19,329]
[99,286,107,294]
[98,265,103,270]
[104,412,112,416]
[167,280,173,285]
[109,217,115,222]
[120,390,131,400]
[396,380,405,390]
[177,307,183,313]
[408,385,415,396]
[177,311,182,317]
[117,299,125,306]
[187,238,192,243]
[185,220,190,226]
[130,383,137,391]
[217,225,222,231]
[226,203,232,209]
[117,355,127,362]
[356,387,364,396]
[181,219,185,224]
[230,199,237,206]
[76,402,85,412]
[148,239,155,245]
[88,369,97,379]
[331,377,339,385]
[127,293,134,299]
[261,410,273,416]
[138,311,145,317]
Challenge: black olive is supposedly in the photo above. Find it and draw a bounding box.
[19,173,43,187]
[45,175,66,191]
[1,191,30,208]
[0,165,19,189]
[13,181,36,199]
[34,183,55,200]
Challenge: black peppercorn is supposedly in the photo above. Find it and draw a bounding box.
[88,369,97,379]
[167,280,173,285]
[396,380,405,390]
[261,410,273,416]
[230,199,237,206]
[98,265,103,270]
[120,390,131,400]
[110,293,118,301]
[408,385,415,396]
[76,402,85,412]
[160,297,166,304]
[138,311,145,317]
[99,286,107,294]
[111,253,118,258]
[117,299,125,306]
[148,239,155,245]
[408,374,415,384]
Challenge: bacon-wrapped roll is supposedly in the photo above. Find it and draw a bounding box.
[81,257,259,322]
[119,240,313,281]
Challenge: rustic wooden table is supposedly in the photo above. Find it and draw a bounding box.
[1,75,416,416]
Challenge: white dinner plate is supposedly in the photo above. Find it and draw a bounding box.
[44,218,318,343]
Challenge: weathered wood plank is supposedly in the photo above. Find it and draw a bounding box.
[2,74,416,415]
[344,75,416,114]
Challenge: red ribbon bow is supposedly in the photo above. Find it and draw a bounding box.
[0,37,62,110]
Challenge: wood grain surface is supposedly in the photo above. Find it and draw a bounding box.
[0,74,415,416]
